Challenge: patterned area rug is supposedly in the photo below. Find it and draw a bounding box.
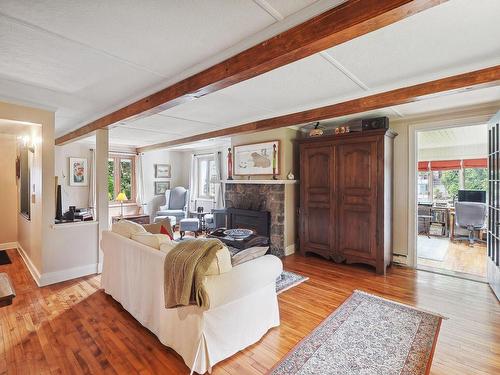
[270,290,444,375]
[276,271,308,294]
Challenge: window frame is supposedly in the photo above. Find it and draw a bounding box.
[108,153,136,204]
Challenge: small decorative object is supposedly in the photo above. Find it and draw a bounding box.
[155,164,171,178]
[287,171,295,180]
[272,143,278,180]
[154,181,170,195]
[309,122,324,137]
[233,140,280,176]
[227,148,233,180]
[15,157,20,179]
[69,157,88,186]
[115,192,128,218]
[223,228,253,239]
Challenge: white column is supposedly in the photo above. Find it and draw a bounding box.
[95,129,109,272]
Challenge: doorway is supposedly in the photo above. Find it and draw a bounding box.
[415,124,488,281]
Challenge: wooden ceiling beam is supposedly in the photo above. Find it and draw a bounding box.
[55,0,446,145]
[137,65,500,153]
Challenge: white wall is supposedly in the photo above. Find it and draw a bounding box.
[141,149,190,204]
[0,135,18,246]
[55,142,92,210]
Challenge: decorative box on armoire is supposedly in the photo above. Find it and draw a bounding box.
[298,128,397,274]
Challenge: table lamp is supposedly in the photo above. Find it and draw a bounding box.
[116,192,128,218]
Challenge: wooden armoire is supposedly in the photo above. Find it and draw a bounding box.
[298,129,396,274]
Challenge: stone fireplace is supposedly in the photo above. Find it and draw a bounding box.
[225,181,297,257]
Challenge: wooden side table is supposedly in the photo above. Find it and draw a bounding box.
[112,214,150,225]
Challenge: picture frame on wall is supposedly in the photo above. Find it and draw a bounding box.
[69,157,88,186]
[154,181,170,195]
[155,164,171,178]
[233,140,280,176]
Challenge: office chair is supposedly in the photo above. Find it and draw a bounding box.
[454,202,487,246]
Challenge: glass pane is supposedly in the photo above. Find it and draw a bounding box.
[108,159,115,201]
[120,159,132,200]
[209,160,217,197]
[417,172,431,203]
[198,159,209,198]
[464,168,488,191]
[432,170,459,203]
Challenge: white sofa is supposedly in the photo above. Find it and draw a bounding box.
[100,231,283,374]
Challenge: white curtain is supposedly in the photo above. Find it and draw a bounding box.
[214,151,225,209]
[135,153,145,213]
[188,154,198,212]
[88,148,96,214]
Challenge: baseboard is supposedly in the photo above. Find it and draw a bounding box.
[0,242,18,250]
[392,254,408,266]
[285,243,296,256]
[16,242,42,286]
[38,264,99,287]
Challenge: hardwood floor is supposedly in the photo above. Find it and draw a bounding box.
[417,235,487,278]
[1,248,499,374]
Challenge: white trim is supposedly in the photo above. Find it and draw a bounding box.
[16,242,42,286]
[406,112,494,268]
[0,242,17,250]
[284,243,296,256]
[38,264,99,287]
[51,220,98,230]
[16,242,99,287]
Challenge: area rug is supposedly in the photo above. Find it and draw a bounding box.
[276,271,308,294]
[418,236,449,261]
[269,290,444,375]
[0,251,11,265]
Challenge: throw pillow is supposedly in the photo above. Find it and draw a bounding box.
[131,233,173,250]
[205,246,232,275]
[112,220,147,238]
[231,246,269,266]
[142,223,161,234]
[160,225,173,240]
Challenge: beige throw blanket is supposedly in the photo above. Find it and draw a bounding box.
[164,238,224,309]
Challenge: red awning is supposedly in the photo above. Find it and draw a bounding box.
[463,158,487,168]
[430,160,461,171]
[418,161,429,172]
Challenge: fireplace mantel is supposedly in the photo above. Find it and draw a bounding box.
[223,179,298,185]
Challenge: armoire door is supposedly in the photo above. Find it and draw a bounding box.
[488,111,500,301]
[337,140,378,262]
[300,145,334,258]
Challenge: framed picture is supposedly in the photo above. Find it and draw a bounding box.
[233,140,280,176]
[69,157,88,186]
[154,181,170,195]
[155,164,171,178]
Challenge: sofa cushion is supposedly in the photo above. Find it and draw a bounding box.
[131,233,174,250]
[112,220,147,238]
[143,218,174,239]
[205,246,232,276]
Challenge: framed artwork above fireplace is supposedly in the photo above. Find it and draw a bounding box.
[233,140,280,176]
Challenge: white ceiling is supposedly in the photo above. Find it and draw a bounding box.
[0,119,39,136]
[1,0,500,148]
[418,124,488,150]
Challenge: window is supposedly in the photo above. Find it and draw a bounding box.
[464,168,488,191]
[417,171,431,203]
[432,170,459,202]
[108,154,135,203]
[196,155,217,199]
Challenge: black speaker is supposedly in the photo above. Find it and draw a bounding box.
[361,116,389,131]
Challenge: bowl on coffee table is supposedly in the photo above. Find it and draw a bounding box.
[223,228,253,240]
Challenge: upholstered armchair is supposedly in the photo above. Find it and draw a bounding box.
[144,194,166,223]
[156,187,189,223]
